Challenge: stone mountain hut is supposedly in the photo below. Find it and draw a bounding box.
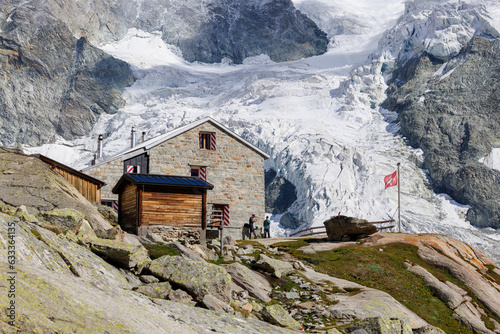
[81,117,270,239]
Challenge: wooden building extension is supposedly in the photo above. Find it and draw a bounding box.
[112,174,214,234]
[36,154,105,203]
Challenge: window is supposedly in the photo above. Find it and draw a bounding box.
[199,132,216,150]
[190,166,206,180]
[190,168,199,177]
[210,204,230,227]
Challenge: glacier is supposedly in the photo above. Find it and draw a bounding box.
[23,0,500,263]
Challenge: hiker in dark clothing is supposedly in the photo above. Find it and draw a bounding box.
[249,213,258,239]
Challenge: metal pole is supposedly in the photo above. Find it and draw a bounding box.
[397,162,401,232]
[220,225,224,257]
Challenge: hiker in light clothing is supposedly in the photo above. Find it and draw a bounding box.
[263,216,271,238]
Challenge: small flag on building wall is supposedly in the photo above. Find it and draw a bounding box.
[384,171,398,189]
[112,200,119,213]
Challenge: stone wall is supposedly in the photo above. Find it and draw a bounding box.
[84,158,123,200]
[149,122,266,239]
[147,226,201,244]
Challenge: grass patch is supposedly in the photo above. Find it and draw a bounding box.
[142,243,180,260]
[271,276,300,292]
[485,265,500,286]
[42,224,62,235]
[31,229,42,240]
[271,239,310,252]
[285,242,474,334]
[481,313,496,331]
[210,256,235,266]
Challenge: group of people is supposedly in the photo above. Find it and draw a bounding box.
[245,213,271,239]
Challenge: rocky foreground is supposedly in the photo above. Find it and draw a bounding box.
[1,148,500,333]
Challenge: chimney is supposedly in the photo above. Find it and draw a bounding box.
[131,126,136,148]
[141,131,146,143]
[97,134,103,159]
[91,153,97,166]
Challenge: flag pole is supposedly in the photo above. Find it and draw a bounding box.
[397,162,401,232]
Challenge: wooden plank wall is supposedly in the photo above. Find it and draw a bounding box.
[121,184,138,230]
[141,191,203,227]
[51,166,101,203]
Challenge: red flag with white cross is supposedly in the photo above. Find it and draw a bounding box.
[384,171,397,189]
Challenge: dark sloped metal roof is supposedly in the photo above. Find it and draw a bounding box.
[112,173,214,194]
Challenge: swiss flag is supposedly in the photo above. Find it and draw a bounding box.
[384,171,398,189]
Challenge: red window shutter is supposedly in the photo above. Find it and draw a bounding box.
[223,205,230,226]
[112,200,119,213]
[127,165,140,173]
[199,167,206,180]
[210,132,216,150]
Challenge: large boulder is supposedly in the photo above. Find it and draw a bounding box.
[222,262,272,302]
[165,242,205,262]
[344,317,413,334]
[413,326,447,334]
[201,294,234,314]
[324,215,378,241]
[133,282,173,299]
[39,208,85,232]
[90,238,150,273]
[252,254,294,278]
[261,304,302,330]
[148,255,232,303]
[73,219,97,240]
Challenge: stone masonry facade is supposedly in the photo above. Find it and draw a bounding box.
[85,158,123,201]
[149,122,266,239]
[82,120,267,239]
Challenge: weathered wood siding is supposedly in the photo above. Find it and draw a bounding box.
[51,165,101,203]
[141,190,203,227]
[120,184,138,231]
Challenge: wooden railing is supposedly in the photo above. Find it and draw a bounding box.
[289,219,395,237]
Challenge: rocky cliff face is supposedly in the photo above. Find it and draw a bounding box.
[164,0,328,64]
[383,37,500,228]
[0,0,327,147]
[1,1,136,147]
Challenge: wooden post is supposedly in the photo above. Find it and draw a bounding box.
[201,191,207,247]
[397,162,401,233]
[220,224,224,257]
[138,186,143,227]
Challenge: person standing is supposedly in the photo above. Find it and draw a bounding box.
[263,216,271,238]
[249,214,258,239]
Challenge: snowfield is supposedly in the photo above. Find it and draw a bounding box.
[24,0,500,263]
